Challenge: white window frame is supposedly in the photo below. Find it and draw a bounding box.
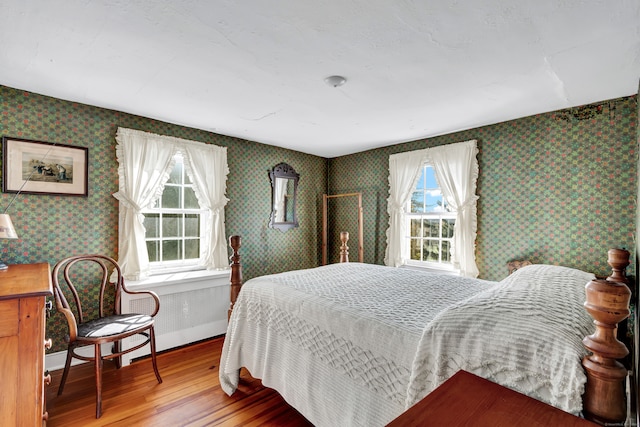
[404,164,458,273]
[141,153,209,275]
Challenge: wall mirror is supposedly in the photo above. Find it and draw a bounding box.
[269,163,299,232]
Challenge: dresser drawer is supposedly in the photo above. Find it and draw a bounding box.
[0,299,19,337]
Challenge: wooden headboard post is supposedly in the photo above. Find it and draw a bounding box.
[582,248,632,425]
[228,235,243,320]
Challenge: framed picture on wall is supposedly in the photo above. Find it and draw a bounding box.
[2,136,89,197]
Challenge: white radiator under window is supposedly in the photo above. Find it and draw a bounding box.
[120,269,230,366]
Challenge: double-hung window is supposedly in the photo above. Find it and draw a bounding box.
[405,164,457,271]
[386,140,478,277]
[114,127,229,281]
[141,153,207,274]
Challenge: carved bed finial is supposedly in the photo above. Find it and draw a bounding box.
[581,248,631,424]
[340,231,349,263]
[606,248,630,286]
[228,235,243,320]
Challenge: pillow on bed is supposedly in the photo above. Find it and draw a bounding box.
[406,263,596,415]
[499,263,595,291]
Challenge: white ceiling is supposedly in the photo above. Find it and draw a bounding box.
[1,1,639,158]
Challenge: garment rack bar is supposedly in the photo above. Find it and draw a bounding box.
[324,192,362,199]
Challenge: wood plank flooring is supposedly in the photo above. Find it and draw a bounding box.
[45,336,314,426]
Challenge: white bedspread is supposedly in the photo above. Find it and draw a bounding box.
[406,264,595,415]
[219,262,594,426]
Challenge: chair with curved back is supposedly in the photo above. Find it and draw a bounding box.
[52,254,162,418]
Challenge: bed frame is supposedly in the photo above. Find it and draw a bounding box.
[225,234,635,425]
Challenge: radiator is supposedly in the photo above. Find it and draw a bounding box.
[119,270,230,366]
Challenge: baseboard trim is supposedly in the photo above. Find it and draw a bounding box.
[45,345,114,372]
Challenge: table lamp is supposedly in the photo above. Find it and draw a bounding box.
[0,213,18,270]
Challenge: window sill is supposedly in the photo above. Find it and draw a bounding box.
[400,263,460,276]
[125,268,230,290]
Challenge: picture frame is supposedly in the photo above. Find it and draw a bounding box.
[2,136,88,197]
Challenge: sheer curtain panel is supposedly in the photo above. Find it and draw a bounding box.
[384,149,428,268]
[428,140,479,277]
[182,141,230,269]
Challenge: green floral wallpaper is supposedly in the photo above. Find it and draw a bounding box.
[1,84,637,354]
[328,96,637,282]
[0,85,326,352]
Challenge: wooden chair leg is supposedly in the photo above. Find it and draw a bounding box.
[94,344,103,418]
[57,345,74,396]
[149,327,162,384]
[114,340,121,369]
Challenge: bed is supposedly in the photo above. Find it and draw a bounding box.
[219,237,632,426]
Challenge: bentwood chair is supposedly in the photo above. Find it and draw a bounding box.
[52,255,162,418]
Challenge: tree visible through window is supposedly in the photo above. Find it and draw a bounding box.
[406,164,456,267]
[142,153,206,269]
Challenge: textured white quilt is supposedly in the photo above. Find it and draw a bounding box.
[219,262,594,426]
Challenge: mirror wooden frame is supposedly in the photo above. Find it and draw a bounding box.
[269,162,299,232]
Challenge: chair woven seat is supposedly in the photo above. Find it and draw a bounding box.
[78,314,154,339]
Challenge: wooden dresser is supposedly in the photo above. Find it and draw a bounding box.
[0,263,52,426]
[387,370,597,427]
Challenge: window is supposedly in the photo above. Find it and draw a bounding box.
[114,127,229,281]
[385,140,478,277]
[142,153,207,273]
[405,164,456,270]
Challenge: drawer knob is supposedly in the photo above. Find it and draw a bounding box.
[44,373,52,386]
[45,300,53,318]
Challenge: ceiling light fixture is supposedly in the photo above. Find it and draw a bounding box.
[324,75,346,87]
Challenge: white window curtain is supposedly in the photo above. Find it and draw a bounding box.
[384,150,428,268]
[181,141,230,269]
[429,140,480,277]
[384,139,479,278]
[113,127,229,280]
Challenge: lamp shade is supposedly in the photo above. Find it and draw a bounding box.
[0,214,18,239]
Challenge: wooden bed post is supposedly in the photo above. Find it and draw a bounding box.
[582,248,631,425]
[228,235,243,320]
[322,192,363,265]
[339,231,349,263]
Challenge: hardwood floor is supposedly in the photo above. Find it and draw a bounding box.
[45,336,314,426]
